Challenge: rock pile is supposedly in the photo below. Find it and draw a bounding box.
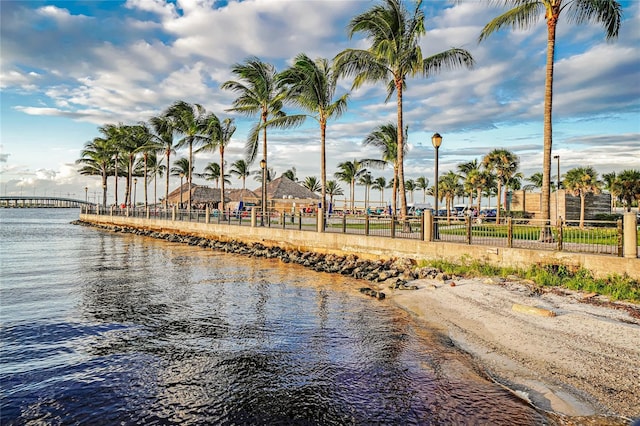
[72,220,450,294]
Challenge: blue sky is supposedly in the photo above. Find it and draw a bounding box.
[1,0,639,205]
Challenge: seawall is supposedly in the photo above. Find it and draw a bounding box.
[79,214,640,280]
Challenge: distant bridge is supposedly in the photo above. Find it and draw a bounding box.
[0,196,92,208]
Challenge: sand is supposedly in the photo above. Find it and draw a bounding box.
[381,276,640,422]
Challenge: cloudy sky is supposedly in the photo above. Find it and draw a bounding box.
[1,0,639,205]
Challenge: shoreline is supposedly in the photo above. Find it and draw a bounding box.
[382,277,640,422]
[73,219,640,422]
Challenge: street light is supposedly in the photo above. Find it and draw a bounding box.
[431,133,442,239]
[260,159,267,226]
[553,155,560,224]
[133,178,138,208]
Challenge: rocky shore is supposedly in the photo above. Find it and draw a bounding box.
[73,220,640,423]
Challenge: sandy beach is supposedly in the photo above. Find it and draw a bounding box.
[381,276,640,423]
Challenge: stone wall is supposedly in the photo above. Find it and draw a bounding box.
[79,214,640,280]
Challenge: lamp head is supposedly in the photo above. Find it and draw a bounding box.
[431,133,443,148]
[553,155,559,159]
[260,159,266,169]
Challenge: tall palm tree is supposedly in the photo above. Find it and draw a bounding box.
[524,172,545,192]
[479,0,622,224]
[358,172,374,211]
[415,176,429,203]
[457,159,480,207]
[372,176,387,205]
[171,157,192,207]
[118,124,153,207]
[278,53,348,231]
[198,162,231,188]
[230,159,251,190]
[137,123,163,208]
[334,159,367,211]
[302,176,321,193]
[362,123,406,214]
[482,149,519,223]
[404,179,416,204]
[149,114,177,209]
[601,171,618,210]
[76,136,113,207]
[221,57,305,219]
[325,180,344,211]
[147,152,165,207]
[164,100,210,210]
[335,0,474,219]
[98,123,126,207]
[563,166,601,228]
[198,115,235,214]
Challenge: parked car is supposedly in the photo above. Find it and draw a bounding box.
[478,209,497,222]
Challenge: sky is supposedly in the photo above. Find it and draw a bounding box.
[1,0,639,206]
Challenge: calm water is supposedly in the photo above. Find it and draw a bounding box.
[0,209,548,425]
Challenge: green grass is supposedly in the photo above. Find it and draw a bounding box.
[417,257,640,303]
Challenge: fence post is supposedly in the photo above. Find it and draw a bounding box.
[251,207,257,227]
[298,212,302,230]
[391,215,396,238]
[172,206,176,221]
[466,216,472,244]
[342,214,347,233]
[365,215,370,236]
[423,211,433,241]
[507,217,513,248]
[622,213,637,258]
[282,213,286,229]
[557,218,563,251]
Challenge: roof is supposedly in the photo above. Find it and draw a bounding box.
[224,188,260,202]
[165,183,227,204]
[255,176,320,200]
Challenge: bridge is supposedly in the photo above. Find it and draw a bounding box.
[0,196,93,208]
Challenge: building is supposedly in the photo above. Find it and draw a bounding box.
[509,189,611,223]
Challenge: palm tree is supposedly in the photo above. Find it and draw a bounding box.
[149,114,177,209]
[198,162,231,188]
[362,123,406,214]
[611,169,640,213]
[479,0,622,224]
[171,157,191,208]
[164,100,210,210]
[118,124,153,207]
[601,171,618,210]
[230,159,251,190]
[147,152,165,207]
[415,176,429,203]
[439,171,462,223]
[335,0,474,219]
[563,166,601,228]
[482,149,519,223]
[302,176,321,193]
[523,172,545,192]
[278,53,348,231]
[372,176,387,205]
[358,172,374,211]
[457,159,480,207]
[221,57,305,219]
[405,179,416,204]
[325,180,344,211]
[77,136,113,207]
[137,124,163,208]
[282,167,298,182]
[198,115,236,214]
[334,159,367,211]
[98,123,126,207]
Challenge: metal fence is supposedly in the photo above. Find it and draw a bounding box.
[84,206,637,258]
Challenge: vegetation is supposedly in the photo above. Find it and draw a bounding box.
[418,258,639,302]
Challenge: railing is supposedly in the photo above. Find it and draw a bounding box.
[82,205,638,258]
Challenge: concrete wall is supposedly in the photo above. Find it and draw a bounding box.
[80,214,640,280]
[510,190,612,221]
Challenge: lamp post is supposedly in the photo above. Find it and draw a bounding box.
[133,178,138,209]
[179,173,184,209]
[260,159,266,226]
[431,133,442,239]
[84,186,88,204]
[553,155,560,224]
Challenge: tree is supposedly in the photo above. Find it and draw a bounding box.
[480,0,622,224]
[230,159,251,190]
[611,169,640,212]
[221,57,305,219]
[302,176,321,193]
[335,0,474,219]
[358,172,374,211]
[482,149,519,223]
[415,176,429,203]
[335,159,367,211]
[76,136,113,207]
[439,171,462,223]
[602,171,618,210]
[457,159,480,207]
[164,100,210,210]
[325,180,344,211]
[362,123,406,214]
[198,162,231,188]
[149,114,177,209]
[372,176,387,204]
[563,166,601,228]
[146,152,165,207]
[282,167,298,182]
[405,179,415,204]
[523,172,545,192]
[118,124,153,207]
[198,116,236,214]
[279,53,348,231]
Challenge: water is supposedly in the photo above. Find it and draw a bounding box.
[0,209,548,425]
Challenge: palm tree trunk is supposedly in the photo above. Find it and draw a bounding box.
[144,153,148,208]
[580,193,585,229]
[188,141,193,211]
[319,119,327,232]
[220,147,226,215]
[396,82,408,220]
[542,16,557,223]
[102,173,108,208]
[165,150,170,209]
[496,181,502,224]
[114,153,119,207]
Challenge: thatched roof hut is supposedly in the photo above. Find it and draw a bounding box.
[165,183,227,207]
[262,176,320,200]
